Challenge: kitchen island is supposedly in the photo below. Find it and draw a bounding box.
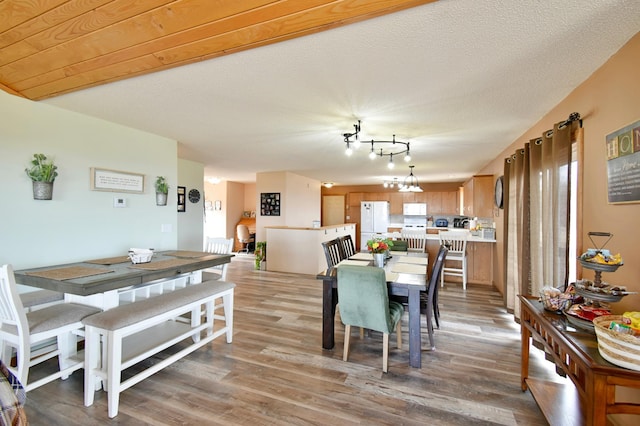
[266,224,356,274]
[387,228,496,285]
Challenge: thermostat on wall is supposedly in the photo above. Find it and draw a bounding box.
[114,197,127,208]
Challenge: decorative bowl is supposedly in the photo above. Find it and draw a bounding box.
[128,248,154,264]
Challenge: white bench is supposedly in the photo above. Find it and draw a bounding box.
[83,280,235,418]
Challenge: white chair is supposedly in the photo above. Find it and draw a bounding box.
[203,237,234,281]
[401,230,427,253]
[439,231,469,290]
[236,225,254,253]
[0,264,101,392]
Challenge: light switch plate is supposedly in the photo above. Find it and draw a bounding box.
[113,197,127,208]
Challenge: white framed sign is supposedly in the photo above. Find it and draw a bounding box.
[90,167,145,193]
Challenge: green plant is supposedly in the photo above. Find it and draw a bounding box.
[155,176,169,194]
[255,242,266,270]
[24,153,58,182]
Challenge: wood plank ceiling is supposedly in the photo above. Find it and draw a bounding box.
[0,0,436,100]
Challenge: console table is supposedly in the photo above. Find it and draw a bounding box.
[520,295,640,425]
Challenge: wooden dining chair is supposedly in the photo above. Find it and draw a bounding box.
[337,265,404,373]
[321,239,345,268]
[420,245,448,350]
[0,264,101,392]
[439,230,469,290]
[401,230,427,252]
[203,237,234,281]
[338,235,356,258]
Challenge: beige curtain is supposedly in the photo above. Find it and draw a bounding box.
[504,119,579,318]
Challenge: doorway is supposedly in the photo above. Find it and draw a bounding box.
[322,195,345,226]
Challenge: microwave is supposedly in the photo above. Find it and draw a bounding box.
[403,203,427,216]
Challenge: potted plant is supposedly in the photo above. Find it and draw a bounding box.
[25,153,58,200]
[255,242,266,270]
[155,176,169,206]
[366,237,393,268]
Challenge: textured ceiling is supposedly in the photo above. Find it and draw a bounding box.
[32,0,640,185]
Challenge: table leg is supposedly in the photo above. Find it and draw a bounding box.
[407,286,421,368]
[521,319,531,391]
[322,279,337,349]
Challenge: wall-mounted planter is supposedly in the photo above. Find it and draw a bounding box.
[156,192,168,206]
[32,181,54,200]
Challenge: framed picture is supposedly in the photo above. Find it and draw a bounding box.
[260,192,280,216]
[242,211,251,218]
[90,167,144,193]
[214,200,222,211]
[177,186,186,212]
[250,211,256,218]
[606,119,640,204]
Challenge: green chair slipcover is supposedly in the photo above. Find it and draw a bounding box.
[337,265,404,372]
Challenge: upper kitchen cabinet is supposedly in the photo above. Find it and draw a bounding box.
[426,191,459,214]
[426,192,442,214]
[462,175,493,218]
[441,191,459,214]
[389,192,404,215]
[349,192,364,207]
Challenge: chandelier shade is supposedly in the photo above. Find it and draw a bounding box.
[398,166,423,192]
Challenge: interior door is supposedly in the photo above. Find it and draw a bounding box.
[322,195,345,226]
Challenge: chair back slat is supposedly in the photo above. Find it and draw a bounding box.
[204,237,234,280]
[321,239,345,268]
[401,230,427,252]
[438,231,468,254]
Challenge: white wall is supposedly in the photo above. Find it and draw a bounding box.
[0,92,179,270]
[255,171,321,241]
[177,158,204,251]
[203,180,228,240]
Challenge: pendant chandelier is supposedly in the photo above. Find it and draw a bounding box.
[343,120,411,169]
[398,166,423,192]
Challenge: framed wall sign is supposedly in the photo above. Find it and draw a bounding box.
[606,119,640,204]
[260,192,280,216]
[90,167,144,193]
[177,186,186,212]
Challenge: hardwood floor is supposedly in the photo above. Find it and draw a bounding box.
[23,256,554,425]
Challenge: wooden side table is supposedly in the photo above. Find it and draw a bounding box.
[520,296,640,425]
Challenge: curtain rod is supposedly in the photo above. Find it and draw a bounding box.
[536,112,582,143]
[508,112,583,157]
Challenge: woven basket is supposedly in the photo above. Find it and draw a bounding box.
[593,315,640,371]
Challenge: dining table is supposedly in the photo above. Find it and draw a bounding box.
[316,251,429,368]
[14,251,233,310]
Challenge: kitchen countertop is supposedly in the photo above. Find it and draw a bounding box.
[386,228,496,243]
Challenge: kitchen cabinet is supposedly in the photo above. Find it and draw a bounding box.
[389,192,404,214]
[468,241,493,284]
[348,192,363,207]
[426,192,442,214]
[425,191,458,215]
[462,175,493,218]
[441,191,459,215]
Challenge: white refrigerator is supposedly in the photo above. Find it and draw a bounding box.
[360,201,390,250]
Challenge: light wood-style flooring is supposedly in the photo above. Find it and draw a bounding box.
[23,255,554,425]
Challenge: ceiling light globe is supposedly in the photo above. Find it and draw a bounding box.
[404,154,411,162]
[345,147,353,156]
[369,150,376,160]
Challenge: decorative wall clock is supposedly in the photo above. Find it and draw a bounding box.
[188,189,201,203]
[494,176,504,209]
